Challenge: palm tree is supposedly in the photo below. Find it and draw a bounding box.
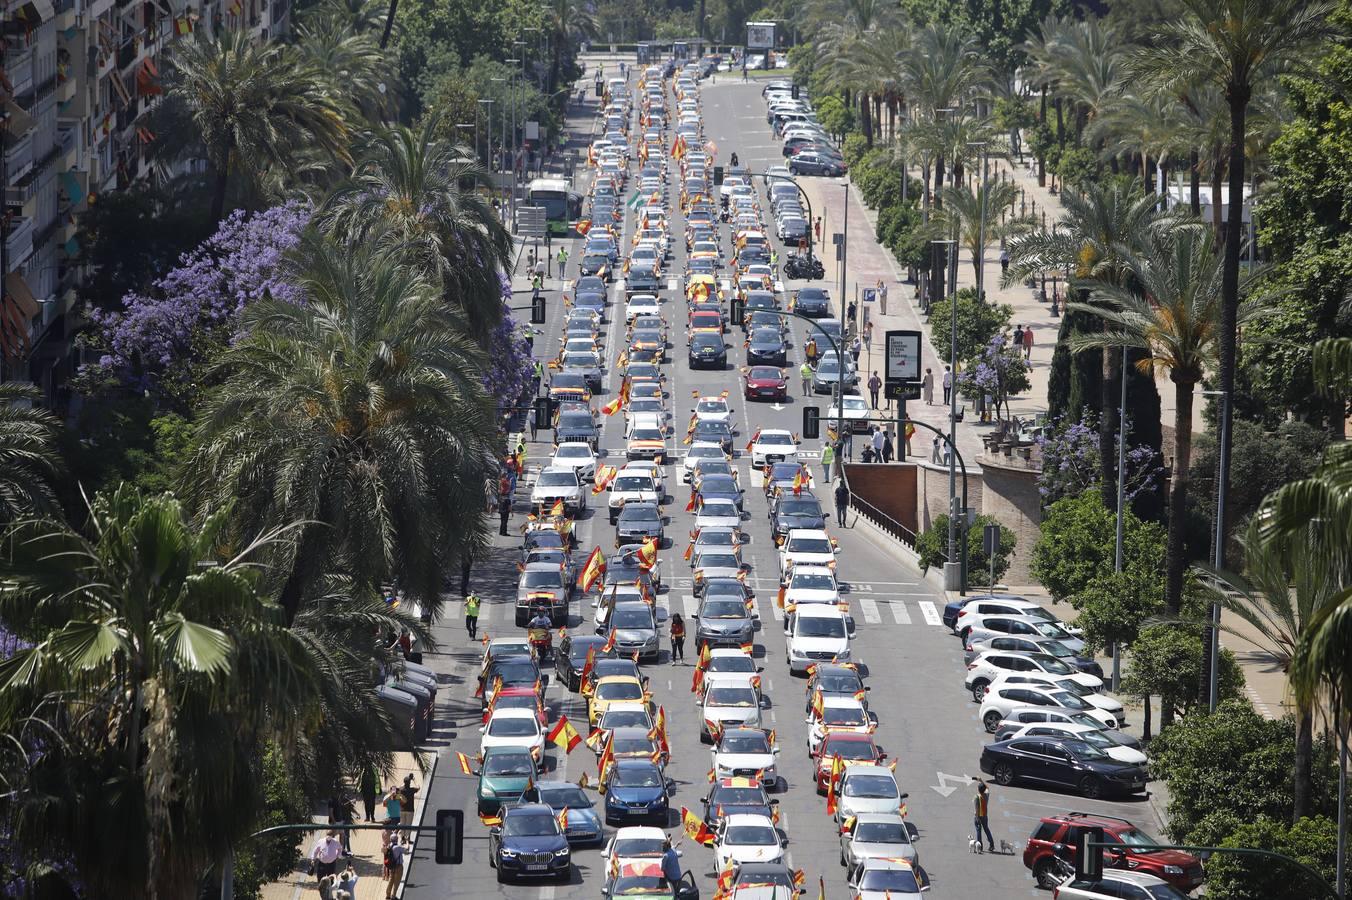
[316,0,385,34]
[1137,0,1340,573]
[184,228,499,623]
[545,0,597,95]
[808,0,900,145]
[295,16,397,124]
[319,118,512,340]
[0,382,61,523]
[168,30,350,221]
[932,177,1034,286]
[0,486,321,898]
[1002,178,1161,507]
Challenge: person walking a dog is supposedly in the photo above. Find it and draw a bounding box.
[973,779,995,852]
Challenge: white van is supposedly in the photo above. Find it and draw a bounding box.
[785,604,853,674]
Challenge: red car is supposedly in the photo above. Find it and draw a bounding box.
[1024,813,1205,892]
[812,732,886,793]
[743,365,788,402]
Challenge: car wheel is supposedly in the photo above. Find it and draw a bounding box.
[839,849,847,866]
[993,762,1015,786]
[1079,776,1102,799]
[970,680,989,703]
[1033,859,1061,889]
[982,710,1003,733]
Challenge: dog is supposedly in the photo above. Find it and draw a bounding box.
[968,836,983,854]
[999,839,1016,855]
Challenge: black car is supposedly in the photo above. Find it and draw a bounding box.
[488,803,571,882]
[479,656,546,710]
[575,275,607,296]
[694,586,756,650]
[616,501,664,547]
[579,253,612,280]
[746,309,786,336]
[689,332,727,369]
[794,288,831,317]
[804,662,867,712]
[696,473,744,512]
[701,778,777,829]
[762,461,810,497]
[691,419,734,454]
[746,327,788,366]
[626,266,661,296]
[556,633,613,691]
[555,410,600,449]
[979,737,1148,799]
[770,492,826,540]
[688,257,718,277]
[789,151,846,177]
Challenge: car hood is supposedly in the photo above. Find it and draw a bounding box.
[778,513,826,531]
[792,636,849,655]
[607,784,667,803]
[718,844,783,865]
[482,774,532,792]
[705,707,761,726]
[852,842,915,863]
[699,617,753,633]
[785,588,838,604]
[715,752,776,772]
[839,797,903,818]
[614,628,657,643]
[503,833,570,854]
[784,552,834,568]
[1105,746,1149,765]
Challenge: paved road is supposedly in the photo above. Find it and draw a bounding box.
[400,69,1155,900]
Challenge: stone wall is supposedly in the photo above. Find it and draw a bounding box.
[842,463,918,536]
[915,459,984,532]
[975,449,1043,585]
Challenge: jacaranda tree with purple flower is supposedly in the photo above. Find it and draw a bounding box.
[957,333,1031,423]
[1036,414,1161,506]
[482,271,534,409]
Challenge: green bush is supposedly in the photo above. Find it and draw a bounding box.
[1203,815,1340,900]
[1056,146,1098,190]
[816,95,855,140]
[1122,624,1245,724]
[915,513,1015,586]
[841,133,870,170]
[927,288,1012,364]
[1030,490,1165,604]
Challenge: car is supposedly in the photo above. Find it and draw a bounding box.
[713,813,787,871]
[695,498,743,532]
[689,332,728,369]
[1024,813,1206,892]
[702,648,761,688]
[531,467,589,516]
[782,564,840,607]
[804,662,867,710]
[840,812,918,874]
[626,423,668,463]
[1052,870,1193,899]
[793,287,831,318]
[588,673,649,726]
[979,683,1120,732]
[952,596,1064,635]
[550,372,593,404]
[763,461,813,497]
[965,651,1104,702]
[805,695,873,756]
[480,655,547,707]
[779,528,837,572]
[551,442,598,482]
[599,601,664,663]
[701,681,763,741]
[712,726,780,786]
[960,613,1087,654]
[616,500,664,547]
[487,802,571,882]
[964,634,1102,676]
[812,357,859,394]
[785,604,852,674]
[600,758,672,825]
[846,858,929,897]
[556,633,612,692]
[770,493,826,542]
[562,351,604,393]
[579,253,613,279]
[480,635,535,671]
[834,764,906,824]
[476,746,540,815]
[746,328,788,366]
[627,266,662,296]
[812,732,884,793]
[602,824,671,872]
[480,707,546,760]
[981,736,1147,798]
[743,366,789,402]
[516,562,570,627]
[827,395,871,432]
[701,777,776,829]
[596,702,655,739]
[609,470,661,524]
[627,294,662,321]
[748,429,799,468]
[555,408,601,450]
[692,550,745,587]
[604,867,701,900]
[486,683,547,725]
[693,395,733,423]
[531,781,604,846]
[695,472,744,512]
[997,722,1147,765]
[600,726,667,767]
[691,458,739,487]
[683,444,730,482]
[993,707,1142,750]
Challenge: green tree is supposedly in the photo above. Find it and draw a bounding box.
[1030,489,1165,604]
[915,513,1015,585]
[931,177,1035,282]
[1205,815,1340,900]
[0,383,62,524]
[927,288,1012,365]
[544,0,596,94]
[816,95,856,140]
[295,14,398,124]
[1073,567,1165,655]
[1123,624,1245,735]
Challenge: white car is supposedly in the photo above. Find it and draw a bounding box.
[785,605,852,674]
[711,726,779,785]
[550,442,597,482]
[749,429,799,468]
[479,707,545,760]
[779,529,837,574]
[602,825,672,872]
[608,471,660,524]
[979,683,1119,733]
[782,565,840,606]
[530,466,588,515]
[701,682,762,740]
[713,813,786,871]
[626,294,662,322]
[839,812,918,875]
[959,613,1087,654]
[683,444,730,482]
[964,651,1103,701]
[806,695,872,756]
[827,395,872,433]
[954,599,1069,637]
[693,395,733,424]
[1052,870,1189,899]
[997,722,1147,766]
[847,858,930,898]
[695,498,742,532]
[834,764,906,824]
[993,707,1143,750]
[762,165,792,186]
[986,671,1125,725]
[703,649,761,689]
[621,460,666,495]
[596,702,654,737]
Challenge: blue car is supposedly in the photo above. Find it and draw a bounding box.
[601,758,672,826]
[489,803,572,883]
[532,781,604,845]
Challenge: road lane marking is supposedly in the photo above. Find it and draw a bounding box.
[888,602,912,625]
[919,601,942,627]
[682,594,700,619]
[858,598,881,624]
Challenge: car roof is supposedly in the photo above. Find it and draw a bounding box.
[489,707,539,719]
[852,812,906,825]
[794,604,845,618]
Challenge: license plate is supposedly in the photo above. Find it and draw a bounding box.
[526,864,548,871]
[768,455,783,463]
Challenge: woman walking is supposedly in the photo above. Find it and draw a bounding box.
[670,614,686,662]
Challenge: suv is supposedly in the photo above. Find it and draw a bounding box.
[1023,813,1205,893]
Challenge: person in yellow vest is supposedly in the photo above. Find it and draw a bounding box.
[973,779,994,852]
[464,592,481,640]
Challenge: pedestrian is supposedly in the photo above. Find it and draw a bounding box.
[814,216,822,242]
[799,361,813,396]
[338,864,358,897]
[881,430,894,463]
[359,764,379,821]
[670,613,686,662]
[847,299,857,325]
[310,831,343,882]
[834,479,849,527]
[498,494,511,536]
[384,833,407,899]
[661,836,683,885]
[850,336,861,365]
[821,442,835,484]
[903,421,914,457]
[841,428,853,461]
[931,437,942,464]
[942,365,953,405]
[862,321,873,351]
[860,446,875,464]
[922,368,934,405]
[399,774,418,828]
[973,779,995,852]
[557,247,569,278]
[870,426,884,460]
[329,793,355,855]
[804,337,818,367]
[460,556,472,595]
[867,371,882,409]
[382,785,402,826]
[1012,324,1024,350]
[1022,326,1034,360]
[319,874,337,900]
[999,248,1010,276]
[465,591,481,640]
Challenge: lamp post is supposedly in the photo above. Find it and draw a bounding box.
[1201,388,1230,712]
[478,98,495,173]
[932,236,960,591]
[932,107,957,308]
[967,140,987,304]
[1112,343,1128,691]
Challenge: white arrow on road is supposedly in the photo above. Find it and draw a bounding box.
[771,403,784,412]
[931,772,975,798]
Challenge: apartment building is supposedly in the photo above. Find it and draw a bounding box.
[0,0,290,392]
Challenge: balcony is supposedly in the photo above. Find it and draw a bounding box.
[5,217,35,266]
[6,132,35,181]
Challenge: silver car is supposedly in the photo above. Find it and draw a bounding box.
[839,813,917,876]
[812,357,859,394]
[601,601,665,663]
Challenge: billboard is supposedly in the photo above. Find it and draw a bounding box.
[884,329,921,399]
[746,21,776,50]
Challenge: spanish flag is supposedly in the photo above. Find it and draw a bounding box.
[683,541,694,561]
[578,546,606,591]
[548,715,583,753]
[681,807,716,846]
[456,751,476,774]
[792,470,804,495]
[654,705,670,752]
[574,219,592,236]
[601,629,616,653]
[745,428,761,453]
[550,498,565,518]
[480,812,503,827]
[601,395,623,416]
[637,537,658,569]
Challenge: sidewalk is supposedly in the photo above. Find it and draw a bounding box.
[260,753,431,900]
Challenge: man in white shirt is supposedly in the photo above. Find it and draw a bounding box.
[311,831,343,881]
[942,366,954,405]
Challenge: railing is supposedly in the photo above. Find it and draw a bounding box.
[848,488,918,550]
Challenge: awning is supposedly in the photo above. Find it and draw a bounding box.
[60,170,85,206]
[3,99,35,138]
[4,273,39,319]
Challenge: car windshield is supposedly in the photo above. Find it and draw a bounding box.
[722,734,770,753]
[1051,691,1090,710]
[788,537,832,554]
[817,672,862,694]
[698,531,736,549]
[614,836,666,857]
[558,413,593,428]
[690,447,723,460]
[697,401,727,414]
[614,766,663,788]
[797,617,846,638]
[615,477,654,492]
[791,573,835,591]
[568,641,603,662]
[1031,620,1073,639]
[702,600,748,619]
[759,433,793,446]
[603,711,650,729]
[856,822,907,843]
[708,688,757,707]
[823,707,867,726]
[1033,655,1074,674]
[858,869,922,892]
[711,787,766,807]
[1038,640,1073,658]
[843,775,897,799]
[538,786,592,808]
[632,429,664,442]
[482,753,534,776]
[696,421,731,436]
[597,681,644,700]
[522,571,563,588]
[538,472,578,487]
[556,445,591,459]
[778,500,821,516]
[711,656,756,673]
[1056,679,1092,696]
[611,609,653,630]
[504,813,559,837]
[621,506,661,525]
[614,735,656,754]
[725,825,776,846]
[825,739,876,760]
[1065,740,1110,762]
[488,717,538,737]
[700,554,740,569]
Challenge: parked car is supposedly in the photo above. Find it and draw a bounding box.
[1022,813,1205,892]
[979,736,1147,799]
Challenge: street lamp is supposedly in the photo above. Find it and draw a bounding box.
[478,98,496,172]
[932,236,961,591]
[1201,388,1231,713]
[967,140,988,304]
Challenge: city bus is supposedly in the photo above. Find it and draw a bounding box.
[527,178,583,236]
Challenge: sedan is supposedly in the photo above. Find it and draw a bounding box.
[488,803,571,882]
[979,736,1147,799]
[840,812,918,874]
[689,332,728,369]
[533,781,604,845]
[827,394,872,432]
[743,366,788,402]
[746,328,788,366]
[794,288,831,317]
[813,357,859,394]
[712,726,780,787]
[695,593,757,651]
[748,429,798,468]
[600,759,673,825]
[626,294,662,321]
[847,859,929,897]
[480,707,546,761]
[713,814,786,871]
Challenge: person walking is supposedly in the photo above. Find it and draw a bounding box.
[1021,326,1034,360]
[399,774,418,828]
[942,366,953,405]
[464,591,482,639]
[814,216,822,243]
[804,337,818,368]
[973,780,995,852]
[329,793,355,855]
[359,764,379,821]
[670,613,686,662]
[1012,324,1024,351]
[799,361,813,396]
[867,371,882,409]
[931,437,943,464]
[922,368,934,405]
[557,246,569,277]
[383,833,407,899]
[850,336,861,366]
[847,299,857,325]
[821,442,835,484]
[881,430,894,463]
[460,556,473,595]
[498,493,511,536]
[870,426,884,460]
[310,831,343,882]
[834,479,849,527]
[862,321,873,352]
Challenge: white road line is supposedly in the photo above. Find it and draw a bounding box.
[888,601,912,625]
[858,598,881,624]
[919,601,942,627]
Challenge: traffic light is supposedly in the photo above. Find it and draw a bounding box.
[435,809,464,864]
[533,395,554,426]
[531,294,546,325]
[1075,827,1105,880]
[714,166,724,186]
[729,294,744,324]
[791,84,800,99]
[803,406,820,440]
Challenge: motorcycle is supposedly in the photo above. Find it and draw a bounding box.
[784,251,825,280]
[526,604,554,661]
